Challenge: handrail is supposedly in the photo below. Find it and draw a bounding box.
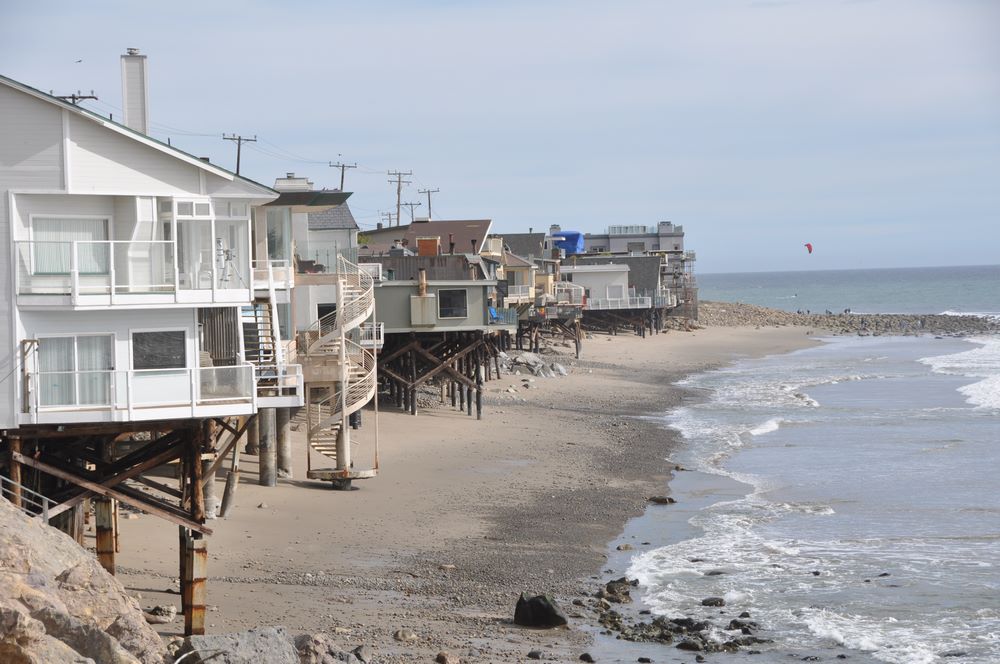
[307,340,376,436]
[300,255,374,354]
[1,474,52,521]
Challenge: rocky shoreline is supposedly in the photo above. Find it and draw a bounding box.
[697,300,999,336]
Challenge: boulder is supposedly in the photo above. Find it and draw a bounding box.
[513,593,569,628]
[293,633,355,663]
[176,626,300,664]
[0,499,165,664]
[701,597,725,607]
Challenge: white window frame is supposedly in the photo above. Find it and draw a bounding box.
[130,327,189,371]
[29,214,112,275]
[437,288,469,319]
[35,332,116,409]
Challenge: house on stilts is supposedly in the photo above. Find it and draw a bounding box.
[0,52,316,636]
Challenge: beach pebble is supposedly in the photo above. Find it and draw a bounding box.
[647,496,676,505]
[701,597,725,607]
[257,502,268,509]
[527,651,543,660]
[579,654,596,662]
[352,645,373,663]
[435,651,459,664]
[392,628,418,642]
[616,543,633,551]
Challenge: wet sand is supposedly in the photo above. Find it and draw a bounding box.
[113,324,820,661]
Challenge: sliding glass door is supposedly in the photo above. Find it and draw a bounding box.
[37,335,114,407]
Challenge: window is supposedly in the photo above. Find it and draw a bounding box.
[438,289,468,318]
[266,208,292,261]
[132,330,186,370]
[37,335,113,406]
[32,217,109,274]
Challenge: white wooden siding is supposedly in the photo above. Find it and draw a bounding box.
[68,115,203,194]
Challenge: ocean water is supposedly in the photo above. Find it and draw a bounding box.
[697,264,1000,316]
[590,267,1000,663]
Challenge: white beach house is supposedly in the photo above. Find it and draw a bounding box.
[0,57,284,429]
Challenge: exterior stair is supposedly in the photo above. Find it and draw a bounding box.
[298,256,378,487]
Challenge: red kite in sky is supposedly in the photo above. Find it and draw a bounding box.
[804,243,813,254]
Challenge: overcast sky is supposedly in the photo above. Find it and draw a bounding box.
[3,0,998,273]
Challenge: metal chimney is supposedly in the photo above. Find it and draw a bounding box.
[120,48,149,134]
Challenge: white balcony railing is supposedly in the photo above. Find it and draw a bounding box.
[25,365,255,419]
[507,284,534,300]
[254,363,304,401]
[553,281,585,305]
[252,259,294,291]
[15,240,252,304]
[585,296,653,310]
[359,322,385,349]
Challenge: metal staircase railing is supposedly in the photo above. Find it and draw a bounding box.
[1,474,52,521]
[300,255,378,484]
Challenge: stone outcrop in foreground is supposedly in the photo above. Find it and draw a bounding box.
[698,301,999,336]
[0,498,165,664]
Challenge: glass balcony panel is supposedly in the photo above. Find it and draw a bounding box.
[199,365,254,402]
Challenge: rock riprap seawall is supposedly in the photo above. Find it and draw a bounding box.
[697,301,999,336]
[0,498,165,664]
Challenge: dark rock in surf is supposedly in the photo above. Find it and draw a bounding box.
[514,593,568,628]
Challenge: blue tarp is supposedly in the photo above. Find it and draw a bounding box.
[553,230,584,255]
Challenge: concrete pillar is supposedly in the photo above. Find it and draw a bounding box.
[276,407,293,479]
[95,498,116,575]
[258,408,277,487]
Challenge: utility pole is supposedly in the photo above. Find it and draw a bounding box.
[418,188,439,220]
[53,90,98,105]
[329,161,357,190]
[401,201,422,222]
[380,211,397,227]
[222,134,257,175]
[387,170,412,226]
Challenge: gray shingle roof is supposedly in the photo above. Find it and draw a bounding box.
[571,255,663,294]
[496,233,546,260]
[308,203,358,231]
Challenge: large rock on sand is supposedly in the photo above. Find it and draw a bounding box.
[0,499,165,664]
[175,626,356,663]
[514,593,569,628]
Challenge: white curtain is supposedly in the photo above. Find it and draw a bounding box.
[76,336,112,404]
[38,335,113,406]
[38,337,75,406]
[33,217,109,274]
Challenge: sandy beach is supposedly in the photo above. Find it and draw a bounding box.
[112,324,821,662]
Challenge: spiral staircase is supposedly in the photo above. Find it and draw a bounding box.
[298,256,378,487]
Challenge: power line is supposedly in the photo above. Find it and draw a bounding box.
[401,201,422,222]
[222,134,257,175]
[329,161,357,190]
[387,170,412,227]
[417,188,439,219]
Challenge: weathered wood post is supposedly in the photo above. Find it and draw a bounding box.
[245,415,260,455]
[258,408,277,487]
[183,423,207,636]
[8,437,22,508]
[276,407,292,479]
[95,498,116,575]
[475,344,483,420]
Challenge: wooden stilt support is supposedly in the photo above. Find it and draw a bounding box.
[245,416,260,455]
[182,532,207,636]
[94,497,116,575]
[8,437,22,509]
[219,440,240,518]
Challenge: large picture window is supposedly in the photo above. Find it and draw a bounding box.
[132,330,186,370]
[438,289,468,319]
[37,335,113,406]
[32,217,109,275]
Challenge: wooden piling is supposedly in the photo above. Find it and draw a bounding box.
[8,437,21,508]
[95,498,116,575]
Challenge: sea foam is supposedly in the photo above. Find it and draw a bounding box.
[919,337,1000,409]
